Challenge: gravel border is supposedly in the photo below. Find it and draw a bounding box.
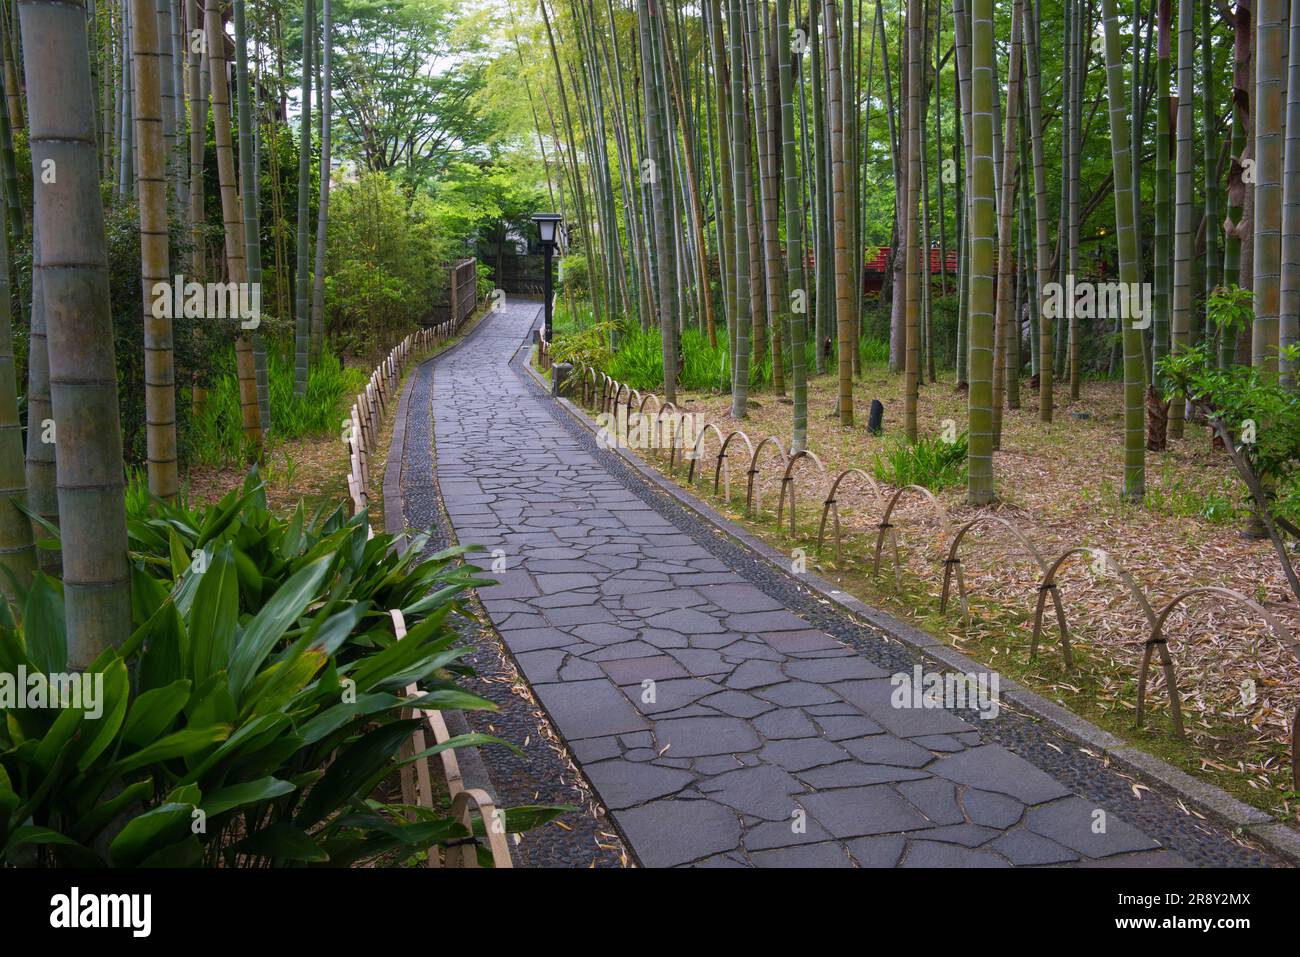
[390,313,627,868]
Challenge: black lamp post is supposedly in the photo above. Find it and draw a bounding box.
[532,212,563,343]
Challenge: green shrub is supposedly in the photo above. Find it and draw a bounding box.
[190,347,365,467]
[0,472,566,867]
[558,253,589,301]
[872,432,969,491]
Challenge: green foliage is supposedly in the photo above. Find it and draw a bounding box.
[1205,284,1255,339]
[190,347,365,468]
[602,326,771,393]
[0,472,566,867]
[550,320,615,369]
[558,253,590,301]
[1143,460,1240,526]
[326,171,456,350]
[1160,343,1300,493]
[872,432,969,492]
[330,0,493,187]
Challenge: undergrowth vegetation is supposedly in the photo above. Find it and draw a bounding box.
[190,348,366,468]
[0,471,565,867]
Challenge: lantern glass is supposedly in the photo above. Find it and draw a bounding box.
[532,213,562,245]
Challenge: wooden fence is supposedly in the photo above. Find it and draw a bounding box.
[342,313,512,867]
[345,318,457,527]
[449,258,478,327]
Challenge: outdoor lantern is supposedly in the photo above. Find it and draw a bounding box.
[532,212,562,246]
[531,213,564,350]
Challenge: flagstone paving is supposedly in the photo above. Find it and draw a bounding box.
[402,299,1282,868]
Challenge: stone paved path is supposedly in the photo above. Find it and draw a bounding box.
[414,299,1276,868]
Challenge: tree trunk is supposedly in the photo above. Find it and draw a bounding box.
[967,0,997,505]
[131,0,178,501]
[824,0,854,426]
[1101,0,1147,501]
[206,0,262,453]
[310,0,332,360]
[293,0,313,397]
[21,0,132,664]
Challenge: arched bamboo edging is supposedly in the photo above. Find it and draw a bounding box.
[713,429,755,501]
[776,449,829,537]
[637,391,662,420]
[745,436,789,517]
[653,401,679,465]
[389,609,512,868]
[687,422,727,485]
[939,516,1069,656]
[1030,546,1158,679]
[816,468,891,564]
[871,484,954,586]
[1138,587,1300,764]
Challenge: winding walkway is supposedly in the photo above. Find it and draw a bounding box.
[405,298,1277,868]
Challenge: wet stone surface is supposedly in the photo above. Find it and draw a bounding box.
[401,298,1281,868]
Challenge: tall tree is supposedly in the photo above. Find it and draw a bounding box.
[21,0,132,663]
[639,0,677,404]
[206,0,263,452]
[777,0,809,451]
[992,0,1022,448]
[1282,0,1300,387]
[728,0,751,418]
[1254,0,1283,371]
[824,0,853,426]
[903,0,922,442]
[1022,0,1052,420]
[1169,0,1194,438]
[293,0,314,397]
[131,0,178,501]
[1152,0,1172,428]
[1101,0,1147,500]
[233,0,270,431]
[311,0,333,362]
[967,0,997,505]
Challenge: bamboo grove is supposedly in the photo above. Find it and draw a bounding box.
[527,0,1300,509]
[0,0,338,665]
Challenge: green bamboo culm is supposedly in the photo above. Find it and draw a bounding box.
[1022,0,1052,421]
[0,197,34,597]
[1152,0,1171,396]
[20,0,133,663]
[293,0,314,398]
[1254,0,1285,373]
[234,0,271,435]
[776,0,808,452]
[1100,0,1147,501]
[1281,0,1300,388]
[966,0,997,506]
[131,0,179,502]
[726,0,751,418]
[638,0,677,404]
[823,0,853,427]
[1169,0,1195,438]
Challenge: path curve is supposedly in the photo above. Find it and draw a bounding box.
[404,299,1279,868]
